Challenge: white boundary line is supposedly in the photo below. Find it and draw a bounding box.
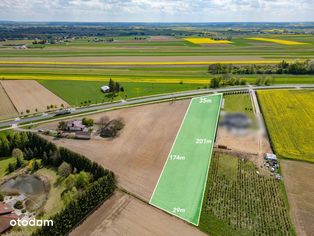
[196,93,223,226]
[149,93,223,226]
[149,98,193,203]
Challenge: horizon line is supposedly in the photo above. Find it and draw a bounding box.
[1,20,314,24]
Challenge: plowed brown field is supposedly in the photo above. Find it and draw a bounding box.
[41,100,190,201]
[281,160,314,236]
[0,80,69,114]
[70,191,205,236]
[0,83,18,120]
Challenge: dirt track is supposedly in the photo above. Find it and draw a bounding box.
[41,100,190,201]
[281,160,314,236]
[0,80,69,114]
[70,191,205,236]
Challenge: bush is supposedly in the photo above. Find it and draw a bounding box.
[8,162,15,173]
[58,162,72,178]
[100,118,125,138]
[12,148,23,160]
[64,174,76,190]
[82,118,94,127]
[0,192,4,201]
[75,171,90,189]
[58,121,67,131]
[14,201,23,209]
[32,160,40,171]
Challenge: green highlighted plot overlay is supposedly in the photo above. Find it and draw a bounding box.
[150,93,222,225]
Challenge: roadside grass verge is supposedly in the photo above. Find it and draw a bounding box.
[39,80,203,106]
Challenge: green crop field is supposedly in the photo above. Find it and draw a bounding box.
[199,152,295,236]
[150,93,222,225]
[257,89,314,163]
[39,80,203,106]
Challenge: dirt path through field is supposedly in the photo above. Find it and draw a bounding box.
[70,190,205,236]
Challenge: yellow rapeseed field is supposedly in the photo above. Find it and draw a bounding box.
[258,89,314,163]
[247,37,308,45]
[184,38,232,44]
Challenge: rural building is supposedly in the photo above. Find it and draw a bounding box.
[67,120,87,132]
[101,85,110,93]
[265,153,277,161]
[75,131,91,140]
[0,202,18,234]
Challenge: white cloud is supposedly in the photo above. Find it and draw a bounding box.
[0,0,313,22]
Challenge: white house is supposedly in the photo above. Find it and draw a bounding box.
[101,85,110,93]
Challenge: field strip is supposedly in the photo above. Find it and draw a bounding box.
[149,93,222,225]
[246,37,309,45]
[0,60,290,66]
[0,75,208,84]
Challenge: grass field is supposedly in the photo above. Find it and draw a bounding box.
[258,89,314,162]
[0,157,15,177]
[39,80,203,106]
[199,152,295,236]
[150,94,222,225]
[223,93,254,116]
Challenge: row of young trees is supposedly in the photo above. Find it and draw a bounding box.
[208,60,314,75]
[210,75,247,88]
[0,132,115,236]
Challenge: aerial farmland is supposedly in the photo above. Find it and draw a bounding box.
[0,15,313,236]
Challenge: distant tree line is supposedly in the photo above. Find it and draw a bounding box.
[208,60,314,75]
[0,24,193,40]
[0,132,115,236]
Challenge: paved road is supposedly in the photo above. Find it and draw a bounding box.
[0,84,313,129]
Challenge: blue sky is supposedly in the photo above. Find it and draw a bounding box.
[0,0,313,22]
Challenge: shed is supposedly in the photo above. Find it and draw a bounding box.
[101,85,110,93]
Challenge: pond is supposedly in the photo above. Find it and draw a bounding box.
[0,175,45,195]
